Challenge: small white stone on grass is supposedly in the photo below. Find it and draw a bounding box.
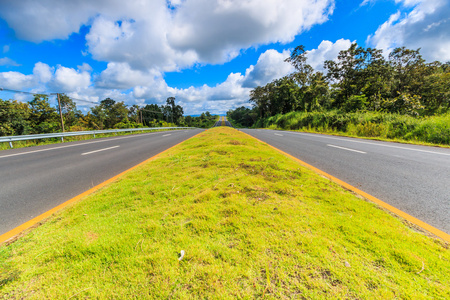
[179,250,185,261]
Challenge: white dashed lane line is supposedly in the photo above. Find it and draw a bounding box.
[327,144,367,154]
[81,146,120,156]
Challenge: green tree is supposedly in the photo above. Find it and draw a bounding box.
[58,94,82,129]
[388,47,425,97]
[142,104,163,126]
[416,61,450,114]
[325,43,370,109]
[29,94,59,133]
[303,72,330,111]
[91,98,128,129]
[163,97,183,125]
[0,99,31,136]
[227,106,256,127]
[128,104,141,124]
[249,85,272,118]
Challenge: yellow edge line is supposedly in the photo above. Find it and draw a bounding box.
[0,130,205,246]
[240,130,450,242]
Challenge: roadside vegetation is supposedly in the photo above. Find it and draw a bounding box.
[1,127,448,299]
[227,44,450,145]
[0,94,216,137]
[258,111,450,146]
[0,95,217,150]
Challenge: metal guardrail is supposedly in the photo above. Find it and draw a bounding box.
[0,127,194,148]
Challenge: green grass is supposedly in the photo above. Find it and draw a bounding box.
[1,127,449,299]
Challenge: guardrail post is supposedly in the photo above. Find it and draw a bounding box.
[9,141,13,148]
[61,137,64,143]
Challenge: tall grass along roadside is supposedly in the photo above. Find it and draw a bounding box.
[1,127,449,299]
[256,111,450,146]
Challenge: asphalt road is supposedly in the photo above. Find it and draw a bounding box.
[223,116,233,127]
[0,129,203,235]
[241,129,450,234]
[213,116,233,127]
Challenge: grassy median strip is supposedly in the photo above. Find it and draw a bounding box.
[1,127,449,299]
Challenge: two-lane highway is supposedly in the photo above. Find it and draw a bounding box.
[213,116,233,127]
[0,129,203,236]
[241,129,450,234]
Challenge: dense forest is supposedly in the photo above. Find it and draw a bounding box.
[227,44,450,144]
[0,95,217,136]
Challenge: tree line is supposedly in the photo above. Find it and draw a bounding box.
[227,44,450,127]
[0,94,216,136]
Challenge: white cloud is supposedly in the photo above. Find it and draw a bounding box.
[95,63,164,90]
[0,0,169,42]
[0,41,356,115]
[85,12,198,72]
[367,0,450,62]
[0,57,20,67]
[0,0,335,71]
[0,62,52,90]
[2,45,10,53]
[306,39,353,71]
[0,0,93,42]
[168,0,334,64]
[77,63,93,73]
[131,48,297,113]
[0,71,34,90]
[50,66,91,92]
[242,49,294,88]
[33,62,53,83]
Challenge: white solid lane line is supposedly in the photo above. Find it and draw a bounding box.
[327,144,367,154]
[162,134,172,137]
[81,146,120,156]
[274,133,284,136]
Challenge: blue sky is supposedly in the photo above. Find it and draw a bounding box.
[0,0,449,115]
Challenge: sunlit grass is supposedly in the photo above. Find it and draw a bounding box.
[1,127,449,299]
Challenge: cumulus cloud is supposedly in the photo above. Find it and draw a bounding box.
[33,62,53,83]
[0,0,94,42]
[306,39,353,71]
[95,63,164,90]
[167,0,334,64]
[242,49,294,88]
[1,0,335,71]
[367,0,450,62]
[50,66,91,92]
[0,0,170,42]
[132,48,296,111]
[0,62,53,90]
[0,42,356,115]
[0,71,35,90]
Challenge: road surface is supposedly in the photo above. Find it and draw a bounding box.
[0,129,203,235]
